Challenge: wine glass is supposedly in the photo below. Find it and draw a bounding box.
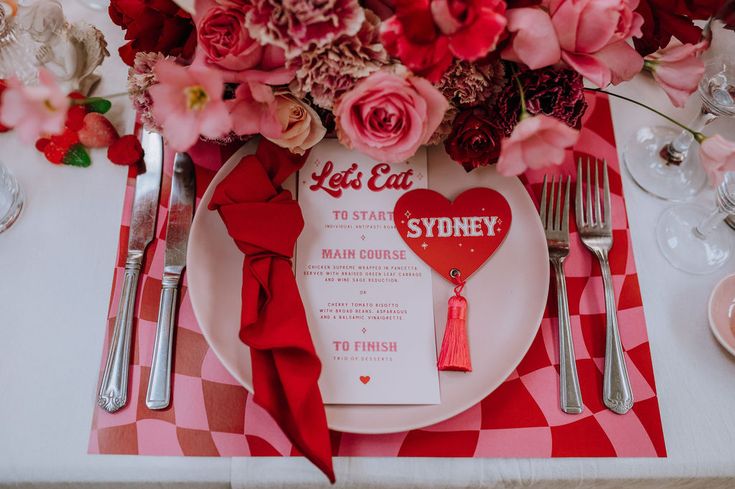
[0,162,23,233]
[623,56,735,202]
[656,172,735,274]
[0,6,38,84]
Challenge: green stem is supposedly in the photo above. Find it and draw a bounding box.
[587,88,705,142]
[72,92,128,105]
[511,65,529,120]
[102,92,129,99]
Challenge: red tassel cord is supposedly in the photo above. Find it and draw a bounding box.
[437,273,472,372]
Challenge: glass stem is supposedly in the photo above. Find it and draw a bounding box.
[670,108,718,156]
[694,206,728,239]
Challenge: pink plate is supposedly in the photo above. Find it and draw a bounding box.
[186,142,550,434]
[708,273,735,357]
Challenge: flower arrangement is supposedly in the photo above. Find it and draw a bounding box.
[2,0,735,178]
[106,0,735,176]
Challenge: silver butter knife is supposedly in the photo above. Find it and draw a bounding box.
[146,152,195,410]
[98,129,164,413]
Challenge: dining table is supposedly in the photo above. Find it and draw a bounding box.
[1,3,735,488]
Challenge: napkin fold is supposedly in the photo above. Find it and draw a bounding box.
[208,139,334,482]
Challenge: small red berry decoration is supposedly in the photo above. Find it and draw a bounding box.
[42,140,68,165]
[78,113,119,148]
[29,94,122,168]
[108,134,144,166]
[65,105,88,131]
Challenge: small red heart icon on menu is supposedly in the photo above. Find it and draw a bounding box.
[359,376,371,384]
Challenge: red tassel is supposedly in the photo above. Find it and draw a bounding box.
[437,294,472,372]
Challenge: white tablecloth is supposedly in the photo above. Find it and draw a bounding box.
[1,3,735,487]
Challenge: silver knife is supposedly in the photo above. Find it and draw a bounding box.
[98,129,163,413]
[146,152,195,410]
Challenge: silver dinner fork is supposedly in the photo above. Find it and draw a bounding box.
[540,175,583,414]
[576,158,634,415]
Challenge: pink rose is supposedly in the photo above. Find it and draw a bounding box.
[194,0,294,85]
[548,0,644,87]
[501,8,561,70]
[197,4,260,71]
[496,114,579,176]
[266,94,326,154]
[335,71,448,163]
[699,134,735,186]
[644,41,706,108]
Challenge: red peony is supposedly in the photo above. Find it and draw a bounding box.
[381,0,507,83]
[109,0,197,66]
[444,106,504,170]
[634,0,725,55]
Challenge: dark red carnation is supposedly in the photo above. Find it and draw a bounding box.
[496,66,587,136]
[444,106,503,170]
[634,0,725,56]
[109,0,197,66]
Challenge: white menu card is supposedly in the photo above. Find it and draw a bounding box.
[295,140,440,405]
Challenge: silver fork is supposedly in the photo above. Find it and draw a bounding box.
[540,175,583,414]
[576,158,634,415]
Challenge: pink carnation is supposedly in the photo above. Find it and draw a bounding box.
[246,0,365,58]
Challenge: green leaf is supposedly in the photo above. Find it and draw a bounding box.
[84,97,112,114]
[63,144,91,168]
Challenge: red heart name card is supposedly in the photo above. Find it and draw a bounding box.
[393,188,512,282]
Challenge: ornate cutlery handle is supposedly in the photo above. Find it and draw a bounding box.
[551,258,583,414]
[146,273,180,410]
[597,251,634,414]
[98,254,142,413]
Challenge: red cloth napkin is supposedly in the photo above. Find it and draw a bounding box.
[208,140,334,482]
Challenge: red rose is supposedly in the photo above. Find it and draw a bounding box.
[444,106,504,170]
[381,0,507,82]
[634,0,725,55]
[109,0,197,66]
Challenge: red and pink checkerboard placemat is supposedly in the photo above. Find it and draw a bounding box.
[89,92,666,458]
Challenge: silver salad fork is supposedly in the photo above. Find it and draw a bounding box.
[540,175,583,414]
